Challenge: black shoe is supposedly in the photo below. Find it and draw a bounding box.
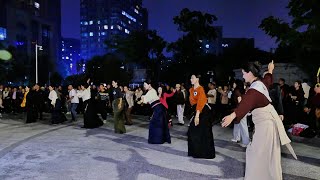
[177,123,184,126]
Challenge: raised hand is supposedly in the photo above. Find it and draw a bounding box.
[268,60,274,74]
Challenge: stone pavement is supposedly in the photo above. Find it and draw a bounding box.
[0,113,319,180]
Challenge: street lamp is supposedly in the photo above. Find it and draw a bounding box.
[35,44,43,83]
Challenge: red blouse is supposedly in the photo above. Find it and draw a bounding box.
[160,91,175,109]
[234,73,273,123]
[189,85,207,112]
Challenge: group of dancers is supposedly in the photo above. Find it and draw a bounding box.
[17,60,298,179]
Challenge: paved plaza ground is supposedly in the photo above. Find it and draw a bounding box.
[0,113,319,180]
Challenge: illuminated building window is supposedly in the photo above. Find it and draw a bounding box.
[121,11,136,22]
[205,44,210,48]
[66,56,69,59]
[117,25,122,30]
[110,25,114,29]
[89,32,93,36]
[84,21,88,25]
[134,9,139,14]
[89,21,93,25]
[104,25,108,29]
[97,20,100,24]
[125,29,130,34]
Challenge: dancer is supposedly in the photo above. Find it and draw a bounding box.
[77,80,103,129]
[23,85,36,123]
[157,86,175,127]
[222,60,297,180]
[48,85,67,124]
[188,74,215,159]
[140,80,171,144]
[112,80,126,134]
[230,79,250,147]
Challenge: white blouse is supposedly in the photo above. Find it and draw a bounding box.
[142,88,159,104]
[48,90,58,106]
[77,87,91,101]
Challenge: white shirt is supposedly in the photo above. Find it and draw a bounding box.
[125,91,135,108]
[48,90,58,106]
[12,91,16,100]
[142,89,159,104]
[207,89,217,104]
[3,91,9,99]
[69,89,79,103]
[77,88,91,101]
[301,82,310,99]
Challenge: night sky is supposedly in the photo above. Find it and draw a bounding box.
[61,0,290,51]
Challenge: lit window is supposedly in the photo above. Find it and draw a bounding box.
[199,40,203,43]
[66,56,69,59]
[62,57,65,59]
[222,44,229,47]
[89,21,93,25]
[110,25,114,29]
[70,53,73,56]
[97,20,100,24]
[70,63,73,68]
[84,21,88,25]
[205,44,210,49]
[70,45,72,48]
[125,29,130,34]
[34,2,40,9]
[81,32,88,37]
[62,49,65,51]
[89,32,93,36]
[117,25,122,30]
[134,9,139,14]
[128,20,131,24]
[121,11,136,22]
[104,25,108,29]
[101,32,106,36]
[0,27,8,40]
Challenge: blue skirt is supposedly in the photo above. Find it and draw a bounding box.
[148,101,171,144]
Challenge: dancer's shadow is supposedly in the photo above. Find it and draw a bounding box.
[93,148,239,180]
[87,128,245,179]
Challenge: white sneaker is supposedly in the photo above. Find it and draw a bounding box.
[231,139,240,143]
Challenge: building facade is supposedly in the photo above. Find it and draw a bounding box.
[0,0,61,85]
[61,38,82,77]
[80,0,148,60]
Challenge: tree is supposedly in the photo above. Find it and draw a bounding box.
[85,54,132,85]
[107,30,167,81]
[168,8,218,64]
[259,0,320,77]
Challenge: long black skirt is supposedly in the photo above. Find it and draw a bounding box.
[83,99,103,129]
[148,102,171,144]
[51,99,67,124]
[187,104,215,159]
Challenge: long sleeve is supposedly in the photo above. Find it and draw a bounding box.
[48,91,58,106]
[234,89,270,123]
[165,91,175,98]
[261,73,273,89]
[189,86,207,112]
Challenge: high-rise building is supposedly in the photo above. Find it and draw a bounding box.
[0,0,61,84]
[61,38,81,76]
[80,0,148,60]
